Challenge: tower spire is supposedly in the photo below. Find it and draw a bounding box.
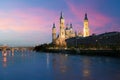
[53,23,55,28]
[70,23,73,28]
[52,23,56,44]
[60,11,64,19]
[52,23,56,28]
[83,13,89,37]
[84,13,88,20]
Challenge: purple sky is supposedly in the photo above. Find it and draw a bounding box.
[0,0,120,46]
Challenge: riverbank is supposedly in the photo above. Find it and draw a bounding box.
[35,48,120,58]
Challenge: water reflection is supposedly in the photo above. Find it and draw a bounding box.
[3,56,7,67]
[46,53,49,68]
[82,57,91,78]
[1,49,28,68]
[51,54,69,80]
[59,54,68,73]
[2,51,7,57]
[11,49,14,56]
[52,54,68,73]
[0,51,120,80]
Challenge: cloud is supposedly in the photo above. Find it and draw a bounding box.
[66,0,113,34]
[0,8,57,33]
[0,8,58,46]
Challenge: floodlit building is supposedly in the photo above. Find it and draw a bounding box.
[83,13,90,37]
[52,12,90,47]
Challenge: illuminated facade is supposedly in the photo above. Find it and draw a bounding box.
[83,13,90,37]
[59,12,65,39]
[55,12,67,47]
[65,23,76,39]
[52,12,76,47]
[52,12,90,47]
[52,23,56,44]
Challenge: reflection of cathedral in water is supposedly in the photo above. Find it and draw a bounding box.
[52,54,68,77]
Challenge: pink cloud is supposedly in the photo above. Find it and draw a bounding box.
[89,11,112,27]
[66,1,113,34]
[0,8,57,33]
[0,8,59,45]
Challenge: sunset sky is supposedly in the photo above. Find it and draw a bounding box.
[0,0,120,46]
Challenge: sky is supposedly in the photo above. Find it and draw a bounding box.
[0,0,120,47]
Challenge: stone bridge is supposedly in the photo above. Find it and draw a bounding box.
[0,45,34,52]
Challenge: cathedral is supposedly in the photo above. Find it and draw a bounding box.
[52,12,90,47]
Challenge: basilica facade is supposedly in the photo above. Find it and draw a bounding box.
[52,12,89,47]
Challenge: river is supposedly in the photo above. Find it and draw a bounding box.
[0,50,120,80]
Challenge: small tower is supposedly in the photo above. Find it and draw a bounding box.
[65,24,69,39]
[69,23,75,38]
[52,23,56,43]
[70,23,73,33]
[59,12,65,38]
[83,13,90,37]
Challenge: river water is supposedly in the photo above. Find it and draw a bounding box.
[0,51,120,80]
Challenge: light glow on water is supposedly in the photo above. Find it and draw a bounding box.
[0,51,120,80]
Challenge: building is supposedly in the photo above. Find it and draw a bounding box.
[55,12,69,47]
[52,12,90,47]
[83,13,90,37]
[65,23,76,39]
[52,23,56,45]
[66,32,120,50]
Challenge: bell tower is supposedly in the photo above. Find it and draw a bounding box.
[59,12,65,39]
[83,13,90,37]
[52,23,56,43]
